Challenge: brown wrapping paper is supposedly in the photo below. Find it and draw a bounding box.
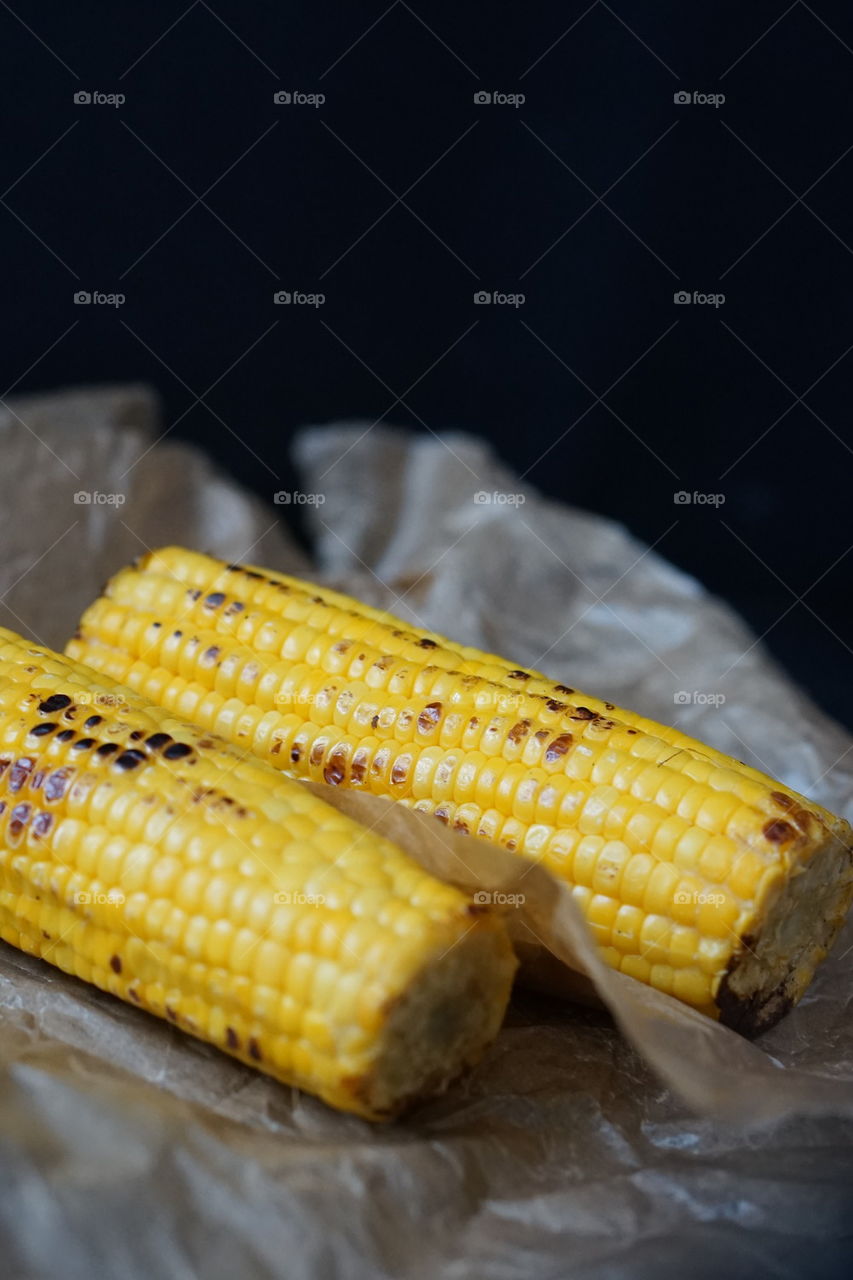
[1,387,852,1279]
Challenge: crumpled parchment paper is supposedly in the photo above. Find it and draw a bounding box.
[1,388,852,1280]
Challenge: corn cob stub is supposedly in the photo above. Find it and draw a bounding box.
[67,548,853,1036]
[0,628,516,1119]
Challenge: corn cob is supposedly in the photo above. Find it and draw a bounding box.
[68,547,853,1035]
[0,627,516,1119]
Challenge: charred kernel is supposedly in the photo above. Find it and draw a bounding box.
[29,722,58,737]
[604,702,615,711]
[38,694,71,714]
[224,600,245,615]
[570,706,596,720]
[508,720,531,744]
[129,730,145,741]
[764,819,795,843]
[248,1038,262,1061]
[128,987,141,1003]
[187,589,201,601]
[71,738,96,751]
[534,730,549,742]
[324,750,348,786]
[309,741,326,767]
[226,1027,240,1050]
[109,955,122,974]
[417,702,442,733]
[197,738,214,749]
[553,684,574,695]
[417,637,438,649]
[391,757,410,786]
[146,733,172,751]
[507,670,530,680]
[96,744,119,758]
[32,812,53,838]
[205,592,226,607]
[370,715,380,729]
[44,768,72,802]
[115,750,147,770]
[290,744,302,764]
[770,791,795,810]
[8,802,32,839]
[545,699,568,713]
[163,742,192,760]
[84,715,103,729]
[172,630,183,638]
[350,748,369,784]
[626,728,638,734]
[9,758,34,792]
[56,730,75,743]
[545,733,574,763]
[202,646,221,664]
[434,807,450,824]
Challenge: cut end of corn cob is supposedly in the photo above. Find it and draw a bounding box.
[0,626,516,1120]
[67,546,853,1037]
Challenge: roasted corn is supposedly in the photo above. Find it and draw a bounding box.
[68,547,853,1034]
[0,626,516,1118]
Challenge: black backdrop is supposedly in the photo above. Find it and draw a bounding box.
[3,2,852,725]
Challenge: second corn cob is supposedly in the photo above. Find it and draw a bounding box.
[0,626,516,1119]
[67,547,853,1035]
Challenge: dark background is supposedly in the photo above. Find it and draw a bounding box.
[2,2,852,725]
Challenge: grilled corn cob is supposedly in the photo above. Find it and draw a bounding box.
[0,627,516,1119]
[68,547,853,1034]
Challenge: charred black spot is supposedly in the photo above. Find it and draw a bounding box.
[110,955,122,974]
[417,637,438,649]
[248,1038,262,1061]
[96,743,119,758]
[29,722,57,737]
[163,742,192,760]
[290,744,302,764]
[770,791,795,810]
[71,738,96,751]
[202,645,221,664]
[115,750,146,770]
[226,1027,240,1050]
[129,730,145,741]
[38,694,71,714]
[8,802,31,839]
[570,706,596,720]
[172,629,183,638]
[146,733,173,751]
[507,670,530,681]
[224,600,246,616]
[84,715,103,729]
[371,715,380,729]
[508,720,531,744]
[545,699,568,713]
[553,684,574,695]
[205,592,226,607]
[604,702,615,711]
[56,730,75,743]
